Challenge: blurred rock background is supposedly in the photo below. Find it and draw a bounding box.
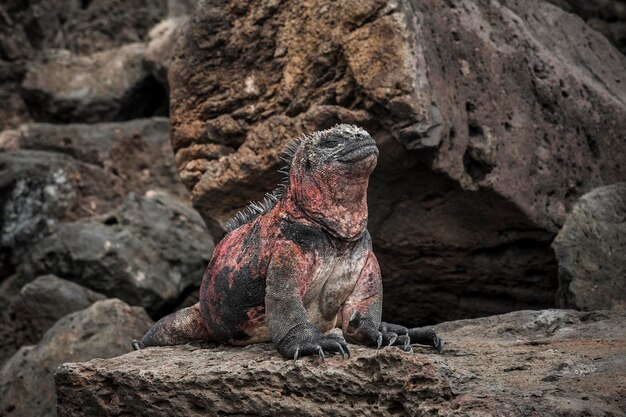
[0,0,624,416]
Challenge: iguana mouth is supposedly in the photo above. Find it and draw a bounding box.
[337,143,379,163]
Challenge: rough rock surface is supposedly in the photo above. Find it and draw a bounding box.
[0,275,105,365]
[0,299,153,417]
[546,0,626,54]
[19,192,213,317]
[0,118,188,281]
[0,149,125,272]
[21,44,166,123]
[0,117,187,199]
[144,17,189,90]
[553,183,626,312]
[55,309,626,416]
[0,0,169,130]
[169,0,626,324]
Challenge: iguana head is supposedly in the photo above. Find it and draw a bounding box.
[286,124,379,240]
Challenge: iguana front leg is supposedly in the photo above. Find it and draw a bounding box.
[266,243,349,361]
[341,251,389,348]
[342,250,443,352]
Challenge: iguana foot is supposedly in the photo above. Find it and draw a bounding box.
[379,322,412,352]
[408,327,444,353]
[346,312,412,352]
[278,323,350,362]
[131,339,142,351]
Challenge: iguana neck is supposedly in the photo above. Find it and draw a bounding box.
[280,173,369,241]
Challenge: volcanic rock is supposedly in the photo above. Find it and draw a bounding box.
[0,299,152,417]
[168,0,626,323]
[21,44,167,123]
[546,0,626,54]
[55,309,626,416]
[20,192,213,316]
[553,183,626,312]
[0,118,188,282]
[0,275,106,366]
[0,117,187,199]
[0,149,125,275]
[144,17,189,90]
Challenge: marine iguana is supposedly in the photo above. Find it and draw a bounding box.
[133,124,443,360]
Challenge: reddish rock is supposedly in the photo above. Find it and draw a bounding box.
[169,0,626,323]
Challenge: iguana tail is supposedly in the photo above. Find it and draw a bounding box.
[132,303,210,350]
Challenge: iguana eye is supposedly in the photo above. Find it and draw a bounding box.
[322,139,338,148]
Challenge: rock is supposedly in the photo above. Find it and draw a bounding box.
[0,0,167,56]
[0,299,152,417]
[0,0,169,130]
[167,0,196,17]
[546,0,626,54]
[169,0,626,323]
[0,275,106,365]
[55,309,626,416]
[20,192,213,316]
[0,118,187,280]
[0,117,187,200]
[0,149,125,276]
[21,44,167,123]
[552,183,626,312]
[144,17,189,90]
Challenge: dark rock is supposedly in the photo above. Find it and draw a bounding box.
[0,0,169,130]
[20,192,213,316]
[0,0,167,56]
[0,118,187,280]
[169,0,626,324]
[0,117,187,200]
[546,0,626,54]
[553,183,626,312]
[144,17,189,91]
[21,45,167,123]
[0,299,152,417]
[55,309,626,416]
[0,275,106,365]
[0,149,125,277]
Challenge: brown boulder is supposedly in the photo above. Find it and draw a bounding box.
[55,309,626,416]
[169,0,626,323]
[0,299,152,417]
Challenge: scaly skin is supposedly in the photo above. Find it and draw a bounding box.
[133,125,443,360]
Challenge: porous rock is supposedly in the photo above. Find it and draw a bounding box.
[55,309,626,416]
[553,183,626,312]
[169,0,626,323]
[20,192,213,316]
[0,118,188,282]
[21,44,167,123]
[0,275,106,365]
[0,299,152,417]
